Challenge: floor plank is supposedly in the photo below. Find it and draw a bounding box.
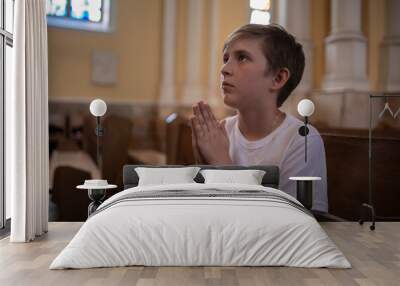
[0,222,399,286]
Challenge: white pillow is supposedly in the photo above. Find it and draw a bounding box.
[135,167,201,186]
[200,169,266,185]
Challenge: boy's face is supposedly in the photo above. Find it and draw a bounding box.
[220,37,275,110]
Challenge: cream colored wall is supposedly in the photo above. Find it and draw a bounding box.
[215,0,248,87]
[311,0,330,90]
[48,0,387,105]
[48,0,162,102]
[174,0,386,102]
[365,0,386,91]
[174,0,248,104]
[309,0,385,91]
[175,0,188,102]
[212,0,248,114]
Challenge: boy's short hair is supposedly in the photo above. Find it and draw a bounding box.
[223,24,305,107]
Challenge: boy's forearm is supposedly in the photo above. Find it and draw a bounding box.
[192,143,208,165]
[194,148,207,164]
[193,147,232,165]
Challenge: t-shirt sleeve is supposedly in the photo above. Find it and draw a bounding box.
[279,133,328,212]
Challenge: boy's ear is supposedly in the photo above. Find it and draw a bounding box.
[271,68,290,92]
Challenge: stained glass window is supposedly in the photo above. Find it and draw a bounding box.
[47,0,68,17]
[47,0,102,23]
[46,0,112,32]
[249,0,271,25]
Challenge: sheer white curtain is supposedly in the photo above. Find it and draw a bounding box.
[6,0,49,242]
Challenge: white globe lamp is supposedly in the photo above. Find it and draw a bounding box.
[297,99,315,163]
[297,99,315,117]
[90,99,107,117]
[89,99,107,170]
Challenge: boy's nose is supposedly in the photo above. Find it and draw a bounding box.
[220,63,232,77]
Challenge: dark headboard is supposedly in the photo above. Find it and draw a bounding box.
[123,165,279,189]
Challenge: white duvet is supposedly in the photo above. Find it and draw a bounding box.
[50,183,351,269]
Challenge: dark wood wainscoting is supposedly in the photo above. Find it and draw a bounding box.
[321,129,400,221]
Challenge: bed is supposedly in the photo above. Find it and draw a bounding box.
[50,165,350,269]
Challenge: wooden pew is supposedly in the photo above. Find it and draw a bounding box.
[165,113,196,165]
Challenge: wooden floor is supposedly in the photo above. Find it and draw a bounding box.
[0,222,399,286]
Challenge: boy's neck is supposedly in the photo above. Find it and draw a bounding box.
[237,108,286,141]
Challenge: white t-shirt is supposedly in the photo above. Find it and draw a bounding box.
[224,114,328,212]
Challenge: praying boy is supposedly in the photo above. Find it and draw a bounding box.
[190,24,328,212]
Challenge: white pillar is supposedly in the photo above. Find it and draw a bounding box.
[207,0,221,108]
[380,0,400,91]
[159,0,177,107]
[322,0,369,91]
[278,0,313,93]
[181,0,206,106]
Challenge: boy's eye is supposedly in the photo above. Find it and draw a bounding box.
[238,54,248,62]
[223,56,229,64]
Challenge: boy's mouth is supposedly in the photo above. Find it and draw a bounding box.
[222,81,235,88]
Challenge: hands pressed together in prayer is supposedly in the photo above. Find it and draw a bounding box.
[190,101,232,165]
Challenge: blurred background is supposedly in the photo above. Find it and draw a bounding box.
[43,0,400,221]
